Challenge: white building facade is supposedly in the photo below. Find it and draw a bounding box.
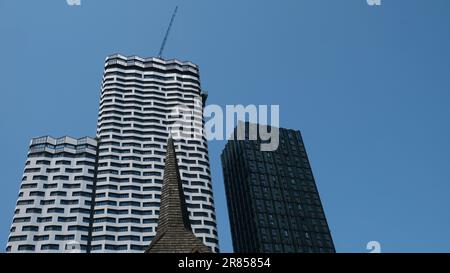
[6,55,219,253]
[91,55,218,253]
[6,136,97,253]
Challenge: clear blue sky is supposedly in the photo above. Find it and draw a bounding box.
[1,0,450,253]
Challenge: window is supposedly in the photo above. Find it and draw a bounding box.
[41,244,59,251]
[24,168,41,173]
[22,226,39,232]
[142,236,154,242]
[94,217,116,223]
[21,183,37,189]
[43,183,57,189]
[274,244,282,252]
[92,235,115,241]
[56,160,71,165]
[68,225,89,231]
[58,217,77,223]
[17,199,34,206]
[106,226,127,232]
[36,160,51,165]
[130,227,152,233]
[119,201,140,207]
[46,168,61,173]
[118,218,140,224]
[37,217,52,223]
[44,225,62,231]
[194,229,211,235]
[30,191,45,197]
[50,191,67,197]
[9,235,27,242]
[263,244,273,252]
[63,183,81,189]
[70,208,90,214]
[118,235,140,241]
[34,235,49,241]
[18,245,35,251]
[105,244,127,251]
[60,199,79,205]
[130,245,146,251]
[193,212,209,217]
[47,208,65,214]
[26,208,42,214]
[13,217,31,223]
[55,235,75,241]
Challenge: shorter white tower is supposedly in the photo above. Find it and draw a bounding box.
[6,136,97,253]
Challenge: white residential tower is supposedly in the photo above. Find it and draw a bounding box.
[6,55,219,253]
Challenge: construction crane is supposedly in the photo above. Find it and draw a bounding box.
[158,6,179,58]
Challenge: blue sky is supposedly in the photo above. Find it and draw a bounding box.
[1,0,450,253]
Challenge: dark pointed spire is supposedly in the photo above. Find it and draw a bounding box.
[155,136,191,232]
[145,137,212,253]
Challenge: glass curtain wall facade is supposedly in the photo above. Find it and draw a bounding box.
[221,125,335,253]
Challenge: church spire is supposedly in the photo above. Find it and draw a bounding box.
[145,137,212,253]
[155,136,191,232]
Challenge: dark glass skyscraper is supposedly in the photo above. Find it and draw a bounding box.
[221,124,335,253]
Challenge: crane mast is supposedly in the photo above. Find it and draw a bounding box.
[158,6,179,58]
